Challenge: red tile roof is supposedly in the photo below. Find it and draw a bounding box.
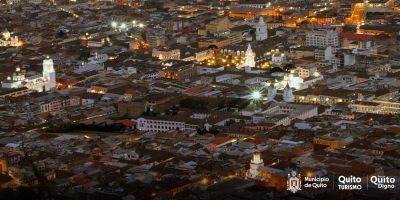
[294,59,317,65]
[213,137,232,145]
[125,89,136,95]
[40,112,49,119]
[349,161,375,174]
[184,87,205,95]
[204,133,214,137]
[324,158,346,165]
[72,176,92,185]
[327,165,351,175]
[119,119,136,127]
[339,32,390,41]
[248,138,263,144]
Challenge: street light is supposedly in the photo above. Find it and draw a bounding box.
[120,23,127,29]
[251,91,262,100]
[139,23,144,28]
[111,21,117,28]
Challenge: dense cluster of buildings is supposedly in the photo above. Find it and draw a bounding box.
[0,0,399,199]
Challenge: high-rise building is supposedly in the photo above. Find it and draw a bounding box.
[306,29,339,48]
[205,17,230,34]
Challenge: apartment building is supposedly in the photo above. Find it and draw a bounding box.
[306,29,339,48]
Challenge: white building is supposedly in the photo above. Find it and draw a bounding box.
[2,57,56,92]
[256,17,268,41]
[267,83,277,100]
[257,103,319,126]
[87,53,108,64]
[315,46,336,61]
[270,72,304,90]
[28,0,43,4]
[6,0,22,5]
[306,29,339,48]
[74,54,108,74]
[152,49,180,60]
[42,58,57,91]
[135,117,198,132]
[344,53,356,66]
[271,53,285,66]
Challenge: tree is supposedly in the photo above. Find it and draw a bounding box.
[225,119,236,126]
[197,127,207,135]
[209,127,219,135]
[78,51,91,61]
[270,67,284,73]
[283,63,295,71]
[179,99,208,110]
[208,45,218,50]
[57,30,66,38]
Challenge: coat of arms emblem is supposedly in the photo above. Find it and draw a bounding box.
[287,170,302,193]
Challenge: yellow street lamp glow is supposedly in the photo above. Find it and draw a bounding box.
[139,23,144,28]
[132,20,137,25]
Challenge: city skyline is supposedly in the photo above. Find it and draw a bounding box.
[0,0,399,200]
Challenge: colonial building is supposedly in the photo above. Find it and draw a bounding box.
[135,117,198,132]
[239,44,256,68]
[349,100,400,114]
[0,29,22,47]
[247,151,287,191]
[1,57,56,92]
[152,49,181,60]
[283,84,294,102]
[40,96,81,113]
[162,61,197,80]
[256,17,268,41]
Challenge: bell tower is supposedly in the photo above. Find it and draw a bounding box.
[42,56,56,91]
[267,82,277,100]
[256,16,268,41]
[283,83,294,102]
[249,150,264,178]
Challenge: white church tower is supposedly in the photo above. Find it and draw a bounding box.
[283,83,294,102]
[249,150,264,178]
[256,17,268,41]
[267,83,277,100]
[42,57,56,91]
[244,44,256,68]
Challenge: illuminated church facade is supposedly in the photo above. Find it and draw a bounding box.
[239,43,256,68]
[0,29,22,47]
[1,58,56,92]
